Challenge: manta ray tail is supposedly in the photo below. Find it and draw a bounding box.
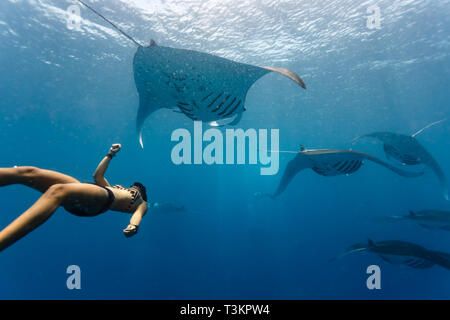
[253,192,275,200]
[373,215,405,226]
[77,0,143,47]
[350,133,376,145]
[257,149,300,154]
[350,135,368,145]
[329,243,368,262]
[411,118,447,138]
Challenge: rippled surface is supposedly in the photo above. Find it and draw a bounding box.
[2,1,448,62]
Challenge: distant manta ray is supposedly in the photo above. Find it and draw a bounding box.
[77,0,306,148]
[262,146,423,199]
[352,119,448,200]
[333,239,450,270]
[381,209,450,231]
[150,201,186,214]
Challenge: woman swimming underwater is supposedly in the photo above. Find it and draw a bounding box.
[0,144,148,252]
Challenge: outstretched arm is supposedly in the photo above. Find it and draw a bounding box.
[93,144,121,186]
[123,202,148,238]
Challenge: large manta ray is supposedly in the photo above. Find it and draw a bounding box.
[269,146,423,199]
[382,209,450,231]
[133,42,305,147]
[335,239,450,270]
[77,1,306,148]
[353,120,448,200]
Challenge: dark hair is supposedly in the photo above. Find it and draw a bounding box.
[131,182,148,202]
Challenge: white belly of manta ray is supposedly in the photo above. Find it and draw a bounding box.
[170,121,279,175]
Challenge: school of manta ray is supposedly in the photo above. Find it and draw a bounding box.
[78,1,450,271]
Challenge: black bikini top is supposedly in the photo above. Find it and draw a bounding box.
[112,185,143,211]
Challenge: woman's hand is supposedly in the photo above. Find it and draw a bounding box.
[123,224,138,238]
[108,143,121,158]
[110,143,121,154]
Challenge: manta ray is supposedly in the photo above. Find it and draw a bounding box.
[353,119,448,200]
[382,210,450,231]
[150,201,186,214]
[266,146,423,199]
[335,239,450,270]
[77,1,306,148]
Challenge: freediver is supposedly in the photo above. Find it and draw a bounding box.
[0,144,148,251]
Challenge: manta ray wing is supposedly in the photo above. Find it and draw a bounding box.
[383,144,421,165]
[358,151,424,178]
[354,132,447,198]
[311,150,422,177]
[260,66,306,89]
[378,254,396,264]
[377,253,431,268]
[431,251,450,269]
[426,155,449,200]
[403,257,434,269]
[271,154,309,198]
[419,223,437,230]
[133,45,306,147]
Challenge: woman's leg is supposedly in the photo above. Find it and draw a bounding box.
[0,166,79,193]
[0,183,108,252]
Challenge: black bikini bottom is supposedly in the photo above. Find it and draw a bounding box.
[63,185,115,217]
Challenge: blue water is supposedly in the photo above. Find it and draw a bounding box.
[0,0,449,299]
